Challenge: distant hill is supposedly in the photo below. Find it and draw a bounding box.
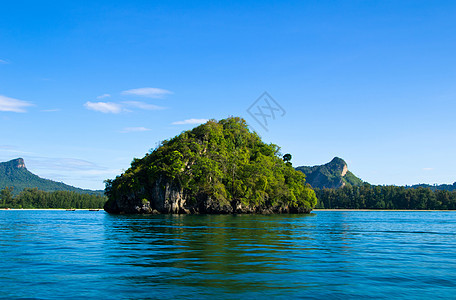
[295,157,364,189]
[409,182,456,192]
[0,158,104,196]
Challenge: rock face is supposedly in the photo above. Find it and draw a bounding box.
[104,180,311,215]
[14,158,26,169]
[2,158,26,169]
[295,157,364,189]
[104,117,317,214]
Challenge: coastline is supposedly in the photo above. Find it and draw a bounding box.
[0,208,103,211]
[312,209,456,212]
[2,208,455,212]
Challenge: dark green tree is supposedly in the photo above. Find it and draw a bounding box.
[283,153,292,163]
[0,187,14,207]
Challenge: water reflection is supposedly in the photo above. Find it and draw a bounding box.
[103,214,318,294]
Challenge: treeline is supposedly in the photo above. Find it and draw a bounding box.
[315,184,456,210]
[0,187,107,209]
[410,182,456,192]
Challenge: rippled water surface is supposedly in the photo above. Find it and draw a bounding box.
[0,210,455,299]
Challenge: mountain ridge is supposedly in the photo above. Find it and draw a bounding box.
[0,158,103,196]
[295,157,364,189]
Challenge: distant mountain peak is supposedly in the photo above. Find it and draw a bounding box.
[296,157,363,189]
[1,158,27,169]
[0,158,103,196]
[329,156,346,165]
[327,157,348,176]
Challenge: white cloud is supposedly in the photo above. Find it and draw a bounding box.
[0,59,9,64]
[0,145,34,155]
[96,93,111,99]
[120,127,151,133]
[172,118,209,125]
[0,95,33,113]
[121,87,172,98]
[122,101,166,110]
[75,169,122,176]
[85,98,167,113]
[423,168,434,171]
[84,101,123,114]
[23,156,121,189]
[27,156,108,172]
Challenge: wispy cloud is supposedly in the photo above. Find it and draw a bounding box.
[172,118,209,125]
[84,101,123,114]
[0,145,34,155]
[0,95,33,113]
[122,101,166,110]
[97,93,111,99]
[422,168,434,171]
[120,127,151,133]
[27,156,108,172]
[0,59,9,64]
[122,87,172,98]
[85,100,166,113]
[24,156,121,188]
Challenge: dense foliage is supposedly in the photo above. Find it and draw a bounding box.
[0,158,103,196]
[0,187,106,209]
[105,117,317,211]
[315,184,456,210]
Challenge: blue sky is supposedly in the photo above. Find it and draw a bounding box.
[1,0,456,190]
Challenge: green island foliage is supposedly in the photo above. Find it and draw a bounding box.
[0,187,107,209]
[105,117,317,212]
[315,184,456,210]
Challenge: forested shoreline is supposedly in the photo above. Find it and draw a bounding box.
[315,185,456,210]
[2,184,456,211]
[0,187,107,209]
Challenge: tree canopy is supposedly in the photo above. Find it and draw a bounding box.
[315,184,456,210]
[0,187,106,209]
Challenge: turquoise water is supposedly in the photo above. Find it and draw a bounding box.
[0,211,455,299]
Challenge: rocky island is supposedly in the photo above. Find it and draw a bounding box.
[104,117,317,214]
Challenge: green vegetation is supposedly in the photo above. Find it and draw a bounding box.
[343,170,364,187]
[297,157,456,209]
[296,157,364,189]
[0,187,107,209]
[315,184,456,210]
[0,158,104,196]
[283,153,292,163]
[105,117,317,213]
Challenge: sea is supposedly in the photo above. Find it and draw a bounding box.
[0,210,455,299]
